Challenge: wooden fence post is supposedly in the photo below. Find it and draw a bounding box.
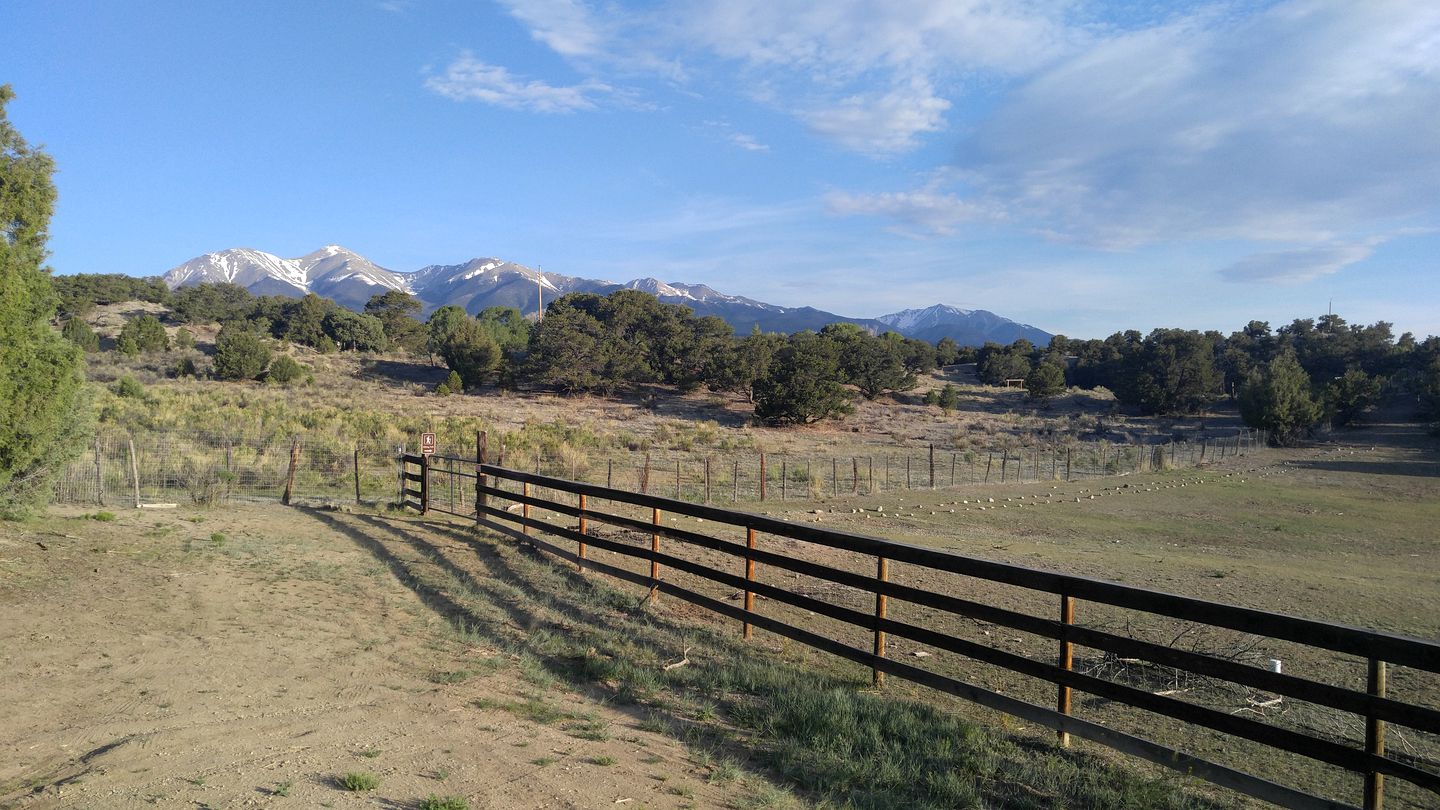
[1366,659,1387,809]
[649,508,661,604]
[704,457,711,504]
[476,431,487,523]
[521,481,530,539]
[675,459,681,499]
[93,433,105,507]
[642,453,651,494]
[733,459,739,502]
[868,457,874,494]
[906,456,912,489]
[353,446,362,504]
[417,452,429,515]
[282,436,300,506]
[781,459,787,501]
[607,458,613,489]
[396,444,406,507]
[984,451,993,483]
[1058,594,1075,747]
[128,438,141,508]
[577,493,588,572]
[743,527,757,639]
[1066,447,1072,481]
[759,453,767,501]
[832,457,838,497]
[873,557,889,688]
[950,453,957,487]
[853,458,860,495]
[929,444,936,489]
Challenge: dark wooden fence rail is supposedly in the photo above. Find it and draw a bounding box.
[401,445,1440,810]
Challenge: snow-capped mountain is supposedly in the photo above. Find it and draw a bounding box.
[876,304,1052,347]
[161,246,1048,344]
[164,248,310,293]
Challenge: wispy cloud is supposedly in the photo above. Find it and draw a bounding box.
[825,185,992,237]
[826,1,1440,265]
[491,0,1075,154]
[1220,243,1375,284]
[801,80,951,155]
[727,132,769,152]
[425,52,609,112]
[958,2,1440,247]
[496,0,607,58]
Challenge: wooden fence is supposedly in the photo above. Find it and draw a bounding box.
[400,436,1439,810]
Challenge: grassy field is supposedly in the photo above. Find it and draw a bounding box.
[27,327,1440,807]
[460,411,1440,809]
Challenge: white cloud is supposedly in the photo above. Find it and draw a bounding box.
[727,132,769,152]
[1219,243,1375,284]
[826,0,1440,276]
[425,52,608,112]
[496,0,607,58]
[959,1,1440,246]
[801,80,951,155]
[490,0,1076,154]
[825,185,992,237]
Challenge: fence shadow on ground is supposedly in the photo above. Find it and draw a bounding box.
[293,506,1209,810]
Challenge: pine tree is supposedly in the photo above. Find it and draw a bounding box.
[0,85,89,516]
[1238,351,1322,445]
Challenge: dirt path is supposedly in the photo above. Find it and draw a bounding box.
[0,505,740,809]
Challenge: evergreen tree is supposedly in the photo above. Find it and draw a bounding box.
[116,313,169,354]
[708,329,782,403]
[61,318,99,352]
[0,85,89,516]
[213,324,272,380]
[1025,362,1066,402]
[1238,351,1322,445]
[364,290,425,353]
[754,332,852,425]
[844,336,914,400]
[439,319,501,389]
[426,305,468,364]
[1324,368,1382,427]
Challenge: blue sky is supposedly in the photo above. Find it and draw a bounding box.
[4,0,1438,339]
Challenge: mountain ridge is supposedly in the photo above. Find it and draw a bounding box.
[161,246,1051,347]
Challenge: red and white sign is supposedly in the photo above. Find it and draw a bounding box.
[420,433,437,456]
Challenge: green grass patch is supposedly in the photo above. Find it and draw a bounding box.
[419,796,469,810]
[336,772,379,792]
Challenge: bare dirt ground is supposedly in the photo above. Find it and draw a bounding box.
[0,504,745,810]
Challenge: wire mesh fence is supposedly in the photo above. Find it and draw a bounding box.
[51,426,1265,509]
[52,428,402,507]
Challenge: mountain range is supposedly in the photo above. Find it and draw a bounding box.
[162,246,1052,347]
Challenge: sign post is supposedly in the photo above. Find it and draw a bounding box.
[419,433,435,514]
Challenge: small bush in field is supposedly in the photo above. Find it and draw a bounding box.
[337,772,379,791]
[115,375,145,398]
[267,354,305,385]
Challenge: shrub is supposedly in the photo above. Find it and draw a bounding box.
[419,796,469,810]
[115,375,146,398]
[213,325,271,380]
[61,318,99,352]
[174,356,198,378]
[117,313,169,354]
[435,370,464,396]
[174,327,195,350]
[267,354,305,384]
[337,772,379,792]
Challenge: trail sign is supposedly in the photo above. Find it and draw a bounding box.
[420,433,436,456]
